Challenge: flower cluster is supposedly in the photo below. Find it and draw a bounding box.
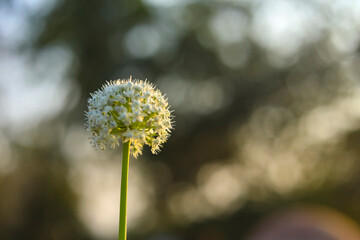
[85,78,173,157]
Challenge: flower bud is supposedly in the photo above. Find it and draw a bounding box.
[85,77,174,158]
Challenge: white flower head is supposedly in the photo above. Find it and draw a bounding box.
[85,77,174,158]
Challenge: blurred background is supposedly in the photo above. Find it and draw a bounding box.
[1,0,360,239]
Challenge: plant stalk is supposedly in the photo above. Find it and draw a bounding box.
[119,141,130,240]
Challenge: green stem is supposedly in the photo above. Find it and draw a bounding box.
[119,141,131,240]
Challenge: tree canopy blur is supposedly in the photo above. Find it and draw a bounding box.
[1,0,360,239]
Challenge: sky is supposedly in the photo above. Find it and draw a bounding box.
[1,0,359,129]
